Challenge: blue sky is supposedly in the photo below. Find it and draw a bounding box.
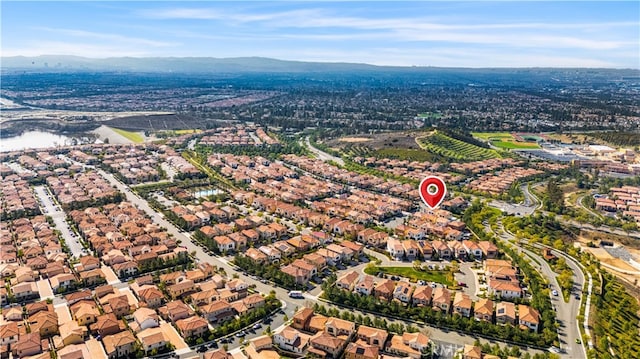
[2,1,639,68]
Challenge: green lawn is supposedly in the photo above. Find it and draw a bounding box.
[364,265,453,286]
[491,141,540,149]
[111,127,144,143]
[471,132,539,149]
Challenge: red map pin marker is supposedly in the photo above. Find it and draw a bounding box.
[419,176,447,210]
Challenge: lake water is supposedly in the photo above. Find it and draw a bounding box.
[0,131,73,152]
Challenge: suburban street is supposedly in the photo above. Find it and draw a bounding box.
[304,136,344,166]
[495,222,586,359]
[43,147,606,359]
[92,166,551,359]
[34,185,86,258]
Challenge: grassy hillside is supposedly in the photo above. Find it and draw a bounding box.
[111,127,144,143]
[417,131,501,162]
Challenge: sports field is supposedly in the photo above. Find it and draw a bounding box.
[472,132,540,149]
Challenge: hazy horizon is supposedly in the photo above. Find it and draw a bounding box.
[2,1,639,69]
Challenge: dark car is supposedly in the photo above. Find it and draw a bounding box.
[197,346,207,353]
[209,341,218,349]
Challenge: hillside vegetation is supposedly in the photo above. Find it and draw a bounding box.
[417,131,501,162]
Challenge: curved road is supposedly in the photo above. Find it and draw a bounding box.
[521,181,640,239]
[497,222,586,359]
[303,136,344,166]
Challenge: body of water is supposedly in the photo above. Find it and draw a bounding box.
[0,131,74,152]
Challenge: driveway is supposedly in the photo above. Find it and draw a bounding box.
[36,279,54,300]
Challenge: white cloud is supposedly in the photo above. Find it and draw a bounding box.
[139,7,637,51]
[35,27,177,48]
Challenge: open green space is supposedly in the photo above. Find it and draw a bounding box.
[111,127,144,143]
[491,141,540,149]
[364,265,453,286]
[471,132,540,149]
[417,131,500,161]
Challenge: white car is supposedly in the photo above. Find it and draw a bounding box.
[552,290,558,296]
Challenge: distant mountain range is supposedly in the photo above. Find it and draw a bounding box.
[1,55,398,73]
[4,55,639,74]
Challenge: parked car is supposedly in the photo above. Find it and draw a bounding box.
[458,282,467,287]
[552,290,558,296]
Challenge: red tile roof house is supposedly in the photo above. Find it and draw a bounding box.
[357,228,387,247]
[462,240,483,259]
[356,325,388,349]
[316,248,341,266]
[393,281,414,304]
[453,292,473,318]
[374,279,396,302]
[478,241,499,259]
[273,326,309,354]
[351,275,374,297]
[431,287,451,313]
[258,246,282,263]
[336,271,360,291]
[402,240,421,260]
[176,316,210,340]
[214,236,235,253]
[200,300,234,324]
[518,305,540,332]
[292,259,317,278]
[13,332,42,358]
[474,298,494,322]
[159,300,194,323]
[487,277,522,299]
[495,302,516,326]
[138,287,164,308]
[281,265,310,286]
[303,253,327,271]
[340,241,364,256]
[411,286,433,307]
[326,244,353,261]
[387,238,405,261]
